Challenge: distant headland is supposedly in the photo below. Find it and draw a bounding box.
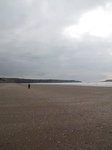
[104,80,112,82]
[0,77,81,83]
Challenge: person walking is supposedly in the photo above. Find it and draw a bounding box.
[28,84,30,89]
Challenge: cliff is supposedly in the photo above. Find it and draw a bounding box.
[0,78,81,83]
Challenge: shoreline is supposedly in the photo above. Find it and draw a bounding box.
[1,81,112,88]
[29,81,112,88]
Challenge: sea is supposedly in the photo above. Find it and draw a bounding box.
[32,82,112,87]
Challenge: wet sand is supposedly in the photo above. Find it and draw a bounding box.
[0,83,112,150]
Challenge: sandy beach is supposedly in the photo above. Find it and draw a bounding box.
[0,83,112,150]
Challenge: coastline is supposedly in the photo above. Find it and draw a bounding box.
[31,81,112,87]
[0,83,112,149]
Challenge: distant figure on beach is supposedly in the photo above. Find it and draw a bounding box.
[28,84,30,89]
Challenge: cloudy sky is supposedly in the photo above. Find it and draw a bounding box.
[0,0,112,82]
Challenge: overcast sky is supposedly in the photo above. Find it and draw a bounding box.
[0,0,112,82]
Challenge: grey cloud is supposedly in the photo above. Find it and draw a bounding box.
[0,0,28,30]
[0,0,112,81]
